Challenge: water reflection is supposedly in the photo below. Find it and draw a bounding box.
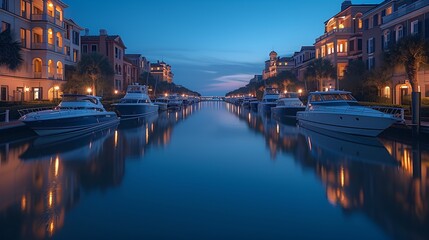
[227,102,429,240]
[0,104,200,240]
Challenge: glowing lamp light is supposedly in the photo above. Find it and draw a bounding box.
[24,87,30,92]
[298,89,303,94]
[284,90,288,94]
[48,2,53,7]
[164,93,168,97]
[114,90,118,94]
[54,86,59,91]
[86,87,92,94]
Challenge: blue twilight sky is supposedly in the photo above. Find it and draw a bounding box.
[67,0,381,96]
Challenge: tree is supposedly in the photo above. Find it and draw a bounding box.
[77,53,114,96]
[0,29,23,71]
[342,60,367,99]
[385,34,429,135]
[304,58,336,91]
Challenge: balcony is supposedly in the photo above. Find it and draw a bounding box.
[316,28,353,42]
[32,14,43,21]
[56,46,64,54]
[34,72,42,78]
[383,0,429,23]
[31,42,45,49]
[47,43,55,51]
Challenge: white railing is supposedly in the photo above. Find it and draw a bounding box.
[383,0,429,23]
[370,106,405,123]
[18,107,54,117]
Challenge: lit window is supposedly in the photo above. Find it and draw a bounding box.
[411,20,419,35]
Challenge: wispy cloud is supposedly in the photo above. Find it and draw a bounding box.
[205,74,254,93]
[200,70,218,74]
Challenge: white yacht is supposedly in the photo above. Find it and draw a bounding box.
[241,96,258,109]
[296,90,398,137]
[113,84,159,118]
[271,92,306,118]
[258,87,279,112]
[167,94,183,109]
[19,94,119,136]
[154,96,169,111]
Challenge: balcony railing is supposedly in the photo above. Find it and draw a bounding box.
[316,28,353,42]
[383,0,429,23]
[31,42,44,49]
[34,72,42,78]
[32,14,43,20]
[47,43,55,51]
[56,46,64,54]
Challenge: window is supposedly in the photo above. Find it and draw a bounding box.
[33,31,42,43]
[358,39,362,51]
[56,32,62,47]
[1,0,8,10]
[82,45,88,53]
[48,60,54,74]
[91,44,97,52]
[33,6,42,15]
[396,25,403,41]
[1,86,8,101]
[65,46,70,56]
[367,57,375,70]
[21,0,27,18]
[48,29,53,44]
[115,47,118,58]
[411,20,419,35]
[32,87,42,100]
[386,6,393,15]
[327,43,334,55]
[358,19,362,29]
[73,49,78,62]
[367,38,375,53]
[384,86,391,98]
[57,61,63,74]
[349,40,355,51]
[20,28,26,48]
[33,59,42,73]
[72,31,79,45]
[373,14,379,26]
[364,19,369,30]
[65,24,70,39]
[383,30,390,49]
[1,21,10,32]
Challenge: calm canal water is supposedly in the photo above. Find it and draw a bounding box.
[1,102,428,240]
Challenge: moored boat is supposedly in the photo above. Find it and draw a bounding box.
[296,90,398,137]
[271,92,306,118]
[258,87,279,113]
[112,84,159,118]
[19,94,119,136]
[154,96,169,111]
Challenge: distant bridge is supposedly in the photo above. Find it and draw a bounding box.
[200,96,225,101]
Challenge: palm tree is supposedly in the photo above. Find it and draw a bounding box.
[0,29,23,70]
[77,53,114,96]
[304,58,336,91]
[385,34,429,136]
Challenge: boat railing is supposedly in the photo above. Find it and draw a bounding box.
[370,106,405,123]
[18,107,55,117]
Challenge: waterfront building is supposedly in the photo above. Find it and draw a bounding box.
[150,61,174,83]
[0,0,82,101]
[262,51,295,80]
[125,54,151,77]
[123,57,138,87]
[377,0,429,104]
[293,46,316,82]
[314,0,377,89]
[81,29,127,92]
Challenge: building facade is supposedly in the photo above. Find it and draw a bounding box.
[262,51,295,80]
[81,29,126,92]
[123,57,138,87]
[314,1,377,89]
[150,61,173,83]
[0,0,81,101]
[293,46,316,82]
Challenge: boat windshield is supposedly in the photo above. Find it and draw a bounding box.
[120,99,138,103]
[62,96,98,105]
[310,93,356,102]
[265,88,279,95]
[279,92,299,98]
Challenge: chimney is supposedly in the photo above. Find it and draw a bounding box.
[341,0,352,11]
[84,28,89,36]
[100,29,107,36]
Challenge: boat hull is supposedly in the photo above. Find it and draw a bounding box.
[22,113,119,136]
[114,104,159,118]
[258,102,276,113]
[297,111,397,137]
[272,106,305,118]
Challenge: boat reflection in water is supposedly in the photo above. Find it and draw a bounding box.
[226,101,429,240]
[0,104,200,240]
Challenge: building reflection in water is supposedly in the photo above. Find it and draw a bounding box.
[0,103,200,239]
[227,102,429,240]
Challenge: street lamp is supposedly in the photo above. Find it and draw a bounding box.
[298,89,303,96]
[54,85,60,102]
[114,90,118,94]
[87,87,92,94]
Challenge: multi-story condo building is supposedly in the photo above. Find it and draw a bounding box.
[150,61,173,83]
[377,0,429,104]
[262,51,295,80]
[314,1,377,90]
[123,57,138,87]
[81,29,126,92]
[0,0,81,101]
[125,54,151,77]
[293,46,316,82]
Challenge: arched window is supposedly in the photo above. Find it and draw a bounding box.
[47,1,54,17]
[33,58,42,77]
[56,61,63,74]
[383,30,390,49]
[48,60,54,74]
[56,32,62,47]
[395,25,403,42]
[48,28,54,45]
